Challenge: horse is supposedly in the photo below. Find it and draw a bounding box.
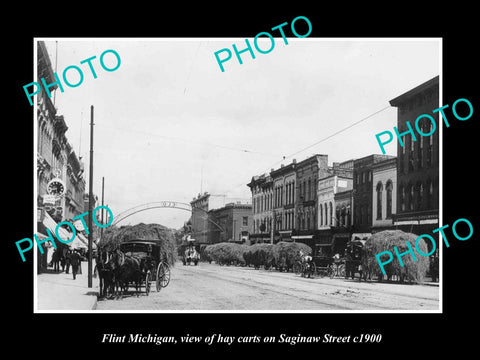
[94,249,115,299]
[108,248,144,298]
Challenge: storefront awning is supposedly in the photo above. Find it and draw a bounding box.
[41,211,94,249]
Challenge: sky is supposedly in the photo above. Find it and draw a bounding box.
[39,38,440,229]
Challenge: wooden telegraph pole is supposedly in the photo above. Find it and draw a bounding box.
[87,105,94,288]
[100,177,105,241]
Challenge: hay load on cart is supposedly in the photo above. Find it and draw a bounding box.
[361,230,430,283]
[98,223,177,296]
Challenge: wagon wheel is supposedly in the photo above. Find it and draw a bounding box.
[329,264,336,279]
[156,262,171,291]
[338,263,346,278]
[145,271,151,296]
[328,264,336,279]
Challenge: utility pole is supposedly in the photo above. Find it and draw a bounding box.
[87,105,94,288]
[100,177,105,241]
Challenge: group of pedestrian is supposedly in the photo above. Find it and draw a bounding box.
[49,248,83,280]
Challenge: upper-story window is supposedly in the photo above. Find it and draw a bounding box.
[386,180,393,219]
[376,182,383,220]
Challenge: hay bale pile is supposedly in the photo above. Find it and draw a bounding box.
[362,230,429,283]
[199,244,212,263]
[204,241,312,272]
[274,241,312,272]
[100,223,177,266]
[204,242,248,266]
[243,243,278,269]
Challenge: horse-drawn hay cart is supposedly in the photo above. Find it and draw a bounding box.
[119,239,171,295]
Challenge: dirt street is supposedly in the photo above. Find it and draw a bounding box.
[95,262,439,311]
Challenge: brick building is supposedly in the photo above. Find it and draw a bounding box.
[64,142,86,221]
[189,192,225,244]
[389,76,439,240]
[36,41,87,272]
[371,157,397,232]
[271,161,297,241]
[247,173,273,243]
[295,154,329,234]
[352,154,396,234]
[208,203,253,244]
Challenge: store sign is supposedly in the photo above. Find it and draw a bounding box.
[43,194,57,205]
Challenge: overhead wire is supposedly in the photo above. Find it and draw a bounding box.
[96,123,283,158]
[222,104,392,195]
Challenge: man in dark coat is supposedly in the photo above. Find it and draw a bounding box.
[70,250,81,280]
[65,250,71,273]
[52,249,60,273]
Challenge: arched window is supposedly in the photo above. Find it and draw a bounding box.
[324,203,328,226]
[319,203,323,227]
[329,202,333,226]
[287,183,292,204]
[341,206,346,227]
[376,182,383,220]
[386,180,393,219]
[307,179,311,200]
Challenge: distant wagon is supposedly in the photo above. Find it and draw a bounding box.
[179,236,200,266]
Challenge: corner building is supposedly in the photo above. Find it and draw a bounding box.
[389,75,439,245]
[208,203,253,244]
[36,41,87,272]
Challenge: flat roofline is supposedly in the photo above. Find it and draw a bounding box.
[389,75,439,107]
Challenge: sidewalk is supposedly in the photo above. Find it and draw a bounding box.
[36,261,99,311]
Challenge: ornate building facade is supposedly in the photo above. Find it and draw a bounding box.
[295,154,329,233]
[271,161,297,241]
[36,41,87,272]
[247,173,273,243]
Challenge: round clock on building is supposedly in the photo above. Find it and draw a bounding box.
[47,178,66,196]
